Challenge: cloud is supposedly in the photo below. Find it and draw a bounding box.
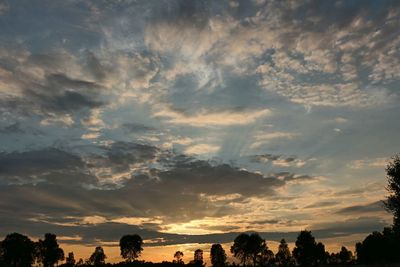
[336,201,385,215]
[304,201,339,209]
[122,123,156,133]
[184,144,220,155]
[0,148,95,186]
[310,216,390,238]
[0,47,106,126]
[0,123,25,134]
[250,132,299,148]
[349,158,388,169]
[0,0,398,251]
[250,154,309,167]
[0,142,318,241]
[153,107,270,127]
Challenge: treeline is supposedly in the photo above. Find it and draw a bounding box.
[1,228,400,267]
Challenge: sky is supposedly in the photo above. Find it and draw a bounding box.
[0,0,400,263]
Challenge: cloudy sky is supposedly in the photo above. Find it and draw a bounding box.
[0,0,399,263]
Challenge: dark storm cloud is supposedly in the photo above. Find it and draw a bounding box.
[310,216,389,238]
[2,216,386,246]
[122,123,156,133]
[250,154,283,162]
[0,48,106,120]
[0,123,25,134]
[84,51,107,81]
[0,148,95,185]
[253,219,280,225]
[249,154,305,167]
[336,201,385,215]
[0,143,387,247]
[0,142,316,242]
[24,73,104,113]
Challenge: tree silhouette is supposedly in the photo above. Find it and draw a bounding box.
[257,246,274,266]
[89,246,106,266]
[292,230,321,266]
[193,249,203,265]
[231,233,249,266]
[338,246,352,264]
[384,154,400,232]
[119,234,143,262]
[0,241,4,267]
[65,252,75,266]
[275,239,292,267]
[1,233,35,267]
[315,242,327,265]
[210,244,226,267]
[173,251,184,264]
[231,233,267,267]
[37,233,64,267]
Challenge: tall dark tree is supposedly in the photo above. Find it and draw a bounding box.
[338,246,352,264]
[65,252,75,266]
[1,233,35,267]
[315,242,327,265]
[275,239,292,267]
[231,234,250,266]
[0,241,4,267]
[193,249,204,265]
[355,228,400,264]
[37,233,64,267]
[119,234,143,262]
[210,244,227,267]
[174,251,184,264]
[292,230,319,266]
[384,154,400,232]
[88,246,106,266]
[231,233,267,267]
[257,246,274,266]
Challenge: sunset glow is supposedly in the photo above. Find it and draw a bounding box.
[1,0,400,265]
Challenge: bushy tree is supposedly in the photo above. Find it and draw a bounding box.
[231,233,267,267]
[88,246,106,266]
[384,154,400,232]
[193,249,203,265]
[292,230,321,266]
[338,246,352,264]
[356,228,400,264]
[1,233,35,267]
[37,233,64,267]
[315,242,327,265]
[275,239,292,266]
[65,252,75,266]
[257,246,274,266]
[210,244,227,267]
[119,234,143,262]
[174,251,184,264]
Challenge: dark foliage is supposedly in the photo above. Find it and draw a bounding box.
[356,227,400,264]
[89,246,107,266]
[120,235,144,262]
[173,251,184,264]
[384,154,400,232]
[1,233,35,267]
[65,252,76,266]
[210,244,227,267]
[230,233,269,267]
[275,239,293,267]
[37,233,64,267]
[292,230,326,266]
